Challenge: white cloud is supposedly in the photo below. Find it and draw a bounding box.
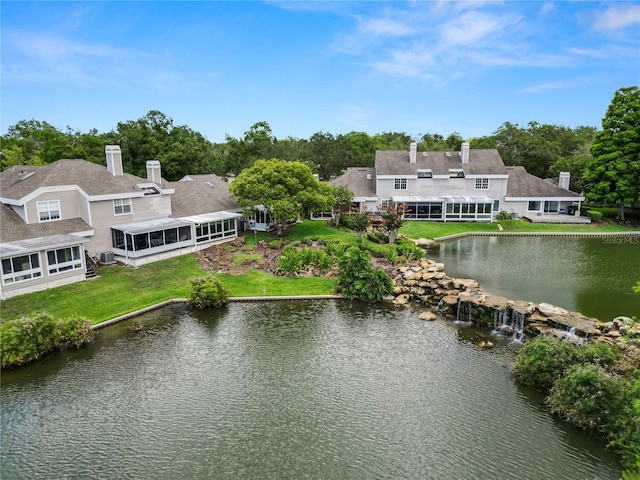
[593,5,640,31]
[519,81,570,94]
[357,16,414,37]
[539,2,556,16]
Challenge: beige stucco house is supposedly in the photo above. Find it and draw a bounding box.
[0,146,241,299]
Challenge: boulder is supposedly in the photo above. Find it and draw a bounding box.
[419,311,438,321]
[393,294,410,306]
[452,278,480,290]
[537,303,569,317]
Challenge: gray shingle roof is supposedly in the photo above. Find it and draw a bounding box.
[375,149,507,176]
[329,168,377,198]
[0,203,92,243]
[505,166,583,198]
[166,174,240,218]
[0,159,151,201]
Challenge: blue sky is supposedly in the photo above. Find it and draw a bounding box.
[2,1,639,143]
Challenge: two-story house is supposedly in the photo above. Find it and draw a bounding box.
[0,146,242,299]
[330,142,584,222]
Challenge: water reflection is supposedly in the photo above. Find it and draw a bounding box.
[431,236,640,319]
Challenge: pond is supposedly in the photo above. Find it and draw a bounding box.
[1,301,622,479]
[429,235,640,321]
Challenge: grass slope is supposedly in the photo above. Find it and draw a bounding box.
[1,218,636,324]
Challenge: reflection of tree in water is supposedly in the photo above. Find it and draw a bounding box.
[574,238,640,320]
[433,236,639,320]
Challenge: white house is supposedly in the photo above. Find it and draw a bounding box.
[330,142,585,222]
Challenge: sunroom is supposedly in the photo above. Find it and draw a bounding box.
[0,234,89,300]
[110,217,194,264]
[391,196,494,222]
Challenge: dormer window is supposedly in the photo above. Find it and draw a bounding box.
[449,169,465,178]
[417,169,433,179]
[37,200,60,222]
[141,186,160,196]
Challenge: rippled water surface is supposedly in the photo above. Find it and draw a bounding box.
[1,301,622,479]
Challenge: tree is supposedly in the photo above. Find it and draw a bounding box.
[331,185,353,227]
[229,159,334,236]
[379,202,408,244]
[583,86,640,220]
[345,207,371,243]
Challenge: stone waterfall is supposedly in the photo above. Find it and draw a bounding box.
[389,259,639,346]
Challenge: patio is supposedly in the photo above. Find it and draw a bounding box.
[522,214,591,224]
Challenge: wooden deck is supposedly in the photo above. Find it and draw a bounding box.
[522,214,591,224]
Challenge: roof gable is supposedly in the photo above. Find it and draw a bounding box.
[0,159,156,201]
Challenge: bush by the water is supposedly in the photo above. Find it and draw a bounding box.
[189,276,229,309]
[548,364,637,458]
[514,336,638,471]
[0,312,94,368]
[496,210,512,220]
[336,246,392,302]
[514,336,620,390]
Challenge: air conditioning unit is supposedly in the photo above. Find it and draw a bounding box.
[100,252,114,263]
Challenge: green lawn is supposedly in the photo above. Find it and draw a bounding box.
[1,218,636,325]
[401,218,635,239]
[215,269,335,297]
[0,255,205,324]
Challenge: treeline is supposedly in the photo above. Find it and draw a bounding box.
[0,110,596,188]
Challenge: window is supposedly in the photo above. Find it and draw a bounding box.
[449,169,465,178]
[544,201,559,213]
[528,201,541,211]
[47,246,82,275]
[493,200,500,212]
[112,230,125,249]
[37,200,60,222]
[196,219,237,243]
[113,198,132,215]
[417,169,433,179]
[380,199,390,210]
[394,178,407,190]
[475,178,489,190]
[2,254,42,284]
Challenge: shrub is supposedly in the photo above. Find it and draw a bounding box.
[396,241,424,261]
[513,336,582,390]
[323,240,349,259]
[367,231,388,244]
[316,251,334,274]
[548,364,637,457]
[587,210,603,222]
[496,210,511,220]
[336,246,393,302]
[269,239,284,249]
[277,246,305,275]
[0,312,93,369]
[189,276,229,309]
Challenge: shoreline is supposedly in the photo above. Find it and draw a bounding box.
[433,230,640,242]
